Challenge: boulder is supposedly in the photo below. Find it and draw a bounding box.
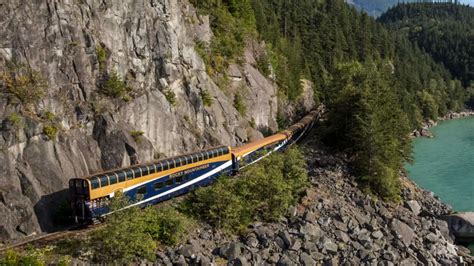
[233,256,250,266]
[335,230,350,243]
[300,223,323,238]
[405,200,421,216]
[299,252,316,266]
[323,239,338,255]
[220,242,241,260]
[277,255,293,266]
[390,219,415,246]
[279,231,292,248]
[371,230,384,240]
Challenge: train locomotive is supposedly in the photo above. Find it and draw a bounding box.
[69,109,320,223]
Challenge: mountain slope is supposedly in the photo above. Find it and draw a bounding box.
[348,0,474,17]
[379,3,474,87]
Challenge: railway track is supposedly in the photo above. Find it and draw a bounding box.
[0,224,100,253]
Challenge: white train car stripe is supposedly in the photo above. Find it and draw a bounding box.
[124,160,233,209]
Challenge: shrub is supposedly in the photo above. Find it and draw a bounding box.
[233,93,246,116]
[43,124,59,140]
[256,53,271,77]
[200,89,213,106]
[89,193,193,263]
[100,70,130,99]
[42,110,56,122]
[96,45,107,72]
[0,249,19,265]
[90,196,156,263]
[145,207,193,246]
[164,90,177,106]
[130,130,144,144]
[183,176,252,234]
[6,112,23,128]
[0,64,46,105]
[183,147,308,233]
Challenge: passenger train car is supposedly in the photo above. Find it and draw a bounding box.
[69,109,320,222]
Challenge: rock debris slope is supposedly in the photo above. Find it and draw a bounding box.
[0,0,310,242]
[150,140,472,265]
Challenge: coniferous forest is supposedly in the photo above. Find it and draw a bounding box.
[191,0,472,200]
[379,2,474,88]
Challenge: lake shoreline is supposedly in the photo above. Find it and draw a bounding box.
[407,111,474,255]
[411,110,474,138]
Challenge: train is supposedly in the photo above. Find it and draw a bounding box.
[69,109,320,223]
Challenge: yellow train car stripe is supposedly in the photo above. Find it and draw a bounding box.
[89,154,232,199]
[231,133,287,158]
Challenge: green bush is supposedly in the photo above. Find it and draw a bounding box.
[130,130,144,143]
[0,246,57,266]
[6,112,23,128]
[190,0,255,76]
[0,64,46,105]
[233,93,246,116]
[43,124,59,140]
[183,147,308,233]
[256,53,271,77]
[183,176,252,234]
[200,89,214,106]
[100,70,130,99]
[42,110,56,122]
[164,90,177,106]
[96,45,107,72]
[89,193,193,263]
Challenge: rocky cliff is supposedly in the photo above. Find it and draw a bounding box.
[0,0,313,242]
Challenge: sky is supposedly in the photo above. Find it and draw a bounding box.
[462,0,474,5]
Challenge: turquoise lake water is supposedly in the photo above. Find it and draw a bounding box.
[405,117,474,252]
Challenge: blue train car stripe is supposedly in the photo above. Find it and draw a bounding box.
[239,139,288,170]
[124,160,232,209]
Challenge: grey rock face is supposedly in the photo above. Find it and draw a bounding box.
[0,0,307,242]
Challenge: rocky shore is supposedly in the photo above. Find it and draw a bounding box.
[124,140,472,265]
[412,110,474,138]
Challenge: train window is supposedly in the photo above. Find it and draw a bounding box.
[137,186,147,195]
[166,179,174,186]
[176,176,183,184]
[133,168,142,178]
[100,176,109,187]
[109,174,118,185]
[223,146,229,154]
[141,166,149,176]
[91,178,100,189]
[186,155,192,164]
[197,153,203,162]
[117,172,126,182]
[162,161,169,171]
[155,163,162,172]
[175,158,182,167]
[74,180,84,194]
[154,182,165,190]
[168,160,175,169]
[148,164,156,174]
[191,154,198,163]
[126,170,134,180]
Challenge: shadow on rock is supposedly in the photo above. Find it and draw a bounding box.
[34,188,74,233]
